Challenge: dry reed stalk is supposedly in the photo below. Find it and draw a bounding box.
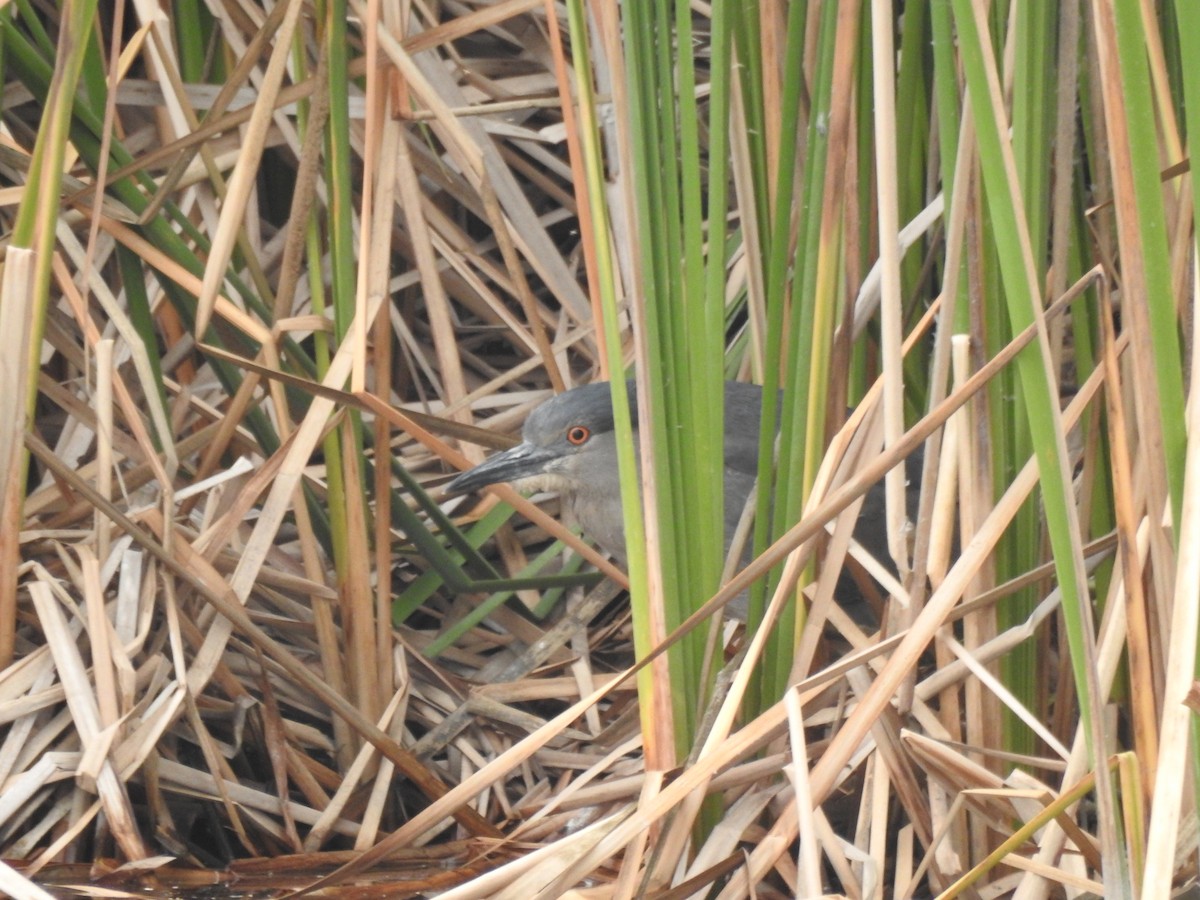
[1,3,1195,897]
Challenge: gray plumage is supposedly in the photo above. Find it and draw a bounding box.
[447,381,919,617]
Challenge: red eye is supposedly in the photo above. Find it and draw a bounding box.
[566,425,591,445]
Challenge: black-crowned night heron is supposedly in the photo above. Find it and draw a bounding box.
[447,381,919,618]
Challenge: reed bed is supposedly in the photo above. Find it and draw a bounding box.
[0,1,1196,898]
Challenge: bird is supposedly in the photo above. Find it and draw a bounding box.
[446,381,921,620]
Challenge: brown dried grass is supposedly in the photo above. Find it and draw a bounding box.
[0,2,1195,899]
